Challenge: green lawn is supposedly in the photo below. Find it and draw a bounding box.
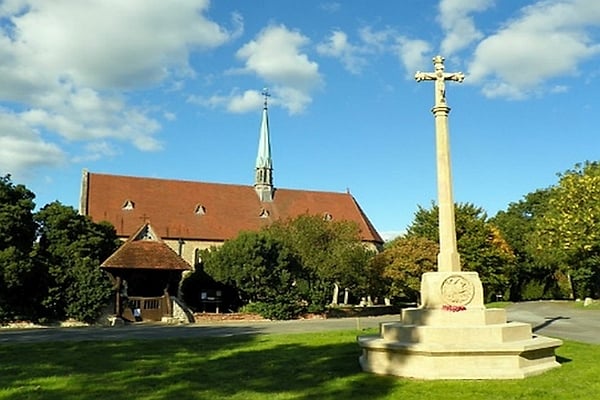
[573,300,600,310]
[485,301,512,308]
[0,329,597,400]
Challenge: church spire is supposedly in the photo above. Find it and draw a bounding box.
[254,88,274,202]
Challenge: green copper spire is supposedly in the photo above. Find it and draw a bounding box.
[254,88,274,202]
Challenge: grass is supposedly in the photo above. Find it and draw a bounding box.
[485,301,512,308]
[573,300,600,310]
[0,329,598,400]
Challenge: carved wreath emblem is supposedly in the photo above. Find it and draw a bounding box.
[440,275,475,306]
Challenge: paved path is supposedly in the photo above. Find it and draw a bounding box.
[1,301,598,344]
[0,315,397,344]
[505,301,600,344]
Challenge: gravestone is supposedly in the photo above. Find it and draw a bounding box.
[357,56,562,379]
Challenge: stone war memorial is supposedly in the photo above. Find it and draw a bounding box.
[357,56,563,379]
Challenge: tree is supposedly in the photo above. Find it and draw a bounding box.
[406,203,515,300]
[532,162,600,298]
[266,214,375,309]
[34,202,120,322]
[202,231,304,319]
[492,188,568,300]
[0,175,39,321]
[371,235,438,302]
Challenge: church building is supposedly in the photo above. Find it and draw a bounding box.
[80,90,383,268]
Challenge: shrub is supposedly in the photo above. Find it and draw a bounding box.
[240,296,305,320]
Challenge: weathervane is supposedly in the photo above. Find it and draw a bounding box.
[261,87,270,108]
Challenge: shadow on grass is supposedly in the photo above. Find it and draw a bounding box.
[0,329,397,400]
[555,355,572,364]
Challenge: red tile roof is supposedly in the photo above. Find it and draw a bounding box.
[101,223,192,271]
[84,172,383,244]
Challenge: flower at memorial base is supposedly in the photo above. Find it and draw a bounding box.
[442,304,466,312]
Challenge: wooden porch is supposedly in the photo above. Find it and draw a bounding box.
[121,294,172,322]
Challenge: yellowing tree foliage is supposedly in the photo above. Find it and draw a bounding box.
[371,236,438,302]
[534,162,600,297]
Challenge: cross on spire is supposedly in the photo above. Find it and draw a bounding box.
[261,87,270,109]
[255,87,274,202]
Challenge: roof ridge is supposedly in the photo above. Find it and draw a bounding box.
[90,172,255,190]
[89,171,354,195]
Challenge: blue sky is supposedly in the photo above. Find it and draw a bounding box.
[1,0,599,240]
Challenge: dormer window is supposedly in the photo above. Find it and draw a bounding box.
[259,208,270,218]
[122,200,135,210]
[323,212,333,221]
[194,204,206,215]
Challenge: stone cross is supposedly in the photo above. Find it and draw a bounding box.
[415,56,464,272]
[415,55,464,106]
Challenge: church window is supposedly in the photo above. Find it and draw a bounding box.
[259,208,270,218]
[323,212,333,221]
[122,200,135,210]
[194,204,206,215]
[194,248,202,266]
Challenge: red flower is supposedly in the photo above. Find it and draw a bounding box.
[442,304,466,312]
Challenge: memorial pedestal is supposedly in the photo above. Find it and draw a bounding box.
[357,272,562,379]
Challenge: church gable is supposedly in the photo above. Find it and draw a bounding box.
[132,223,159,241]
[101,222,191,271]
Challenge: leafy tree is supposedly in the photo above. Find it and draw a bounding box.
[371,235,438,302]
[406,203,515,300]
[202,231,304,319]
[492,189,567,300]
[198,215,377,317]
[34,202,120,322]
[532,162,600,298]
[0,175,36,252]
[0,175,39,321]
[266,214,375,310]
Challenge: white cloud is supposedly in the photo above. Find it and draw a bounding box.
[227,90,264,113]
[317,30,367,74]
[380,230,405,242]
[163,111,177,121]
[395,37,433,77]
[235,24,322,114]
[271,87,311,115]
[189,87,295,115]
[0,0,238,174]
[359,26,394,53]
[467,0,600,99]
[438,0,493,56]
[187,89,262,113]
[319,2,341,13]
[0,110,65,175]
[71,141,120,163]
[317,27,394,74]
[7,0,234,89]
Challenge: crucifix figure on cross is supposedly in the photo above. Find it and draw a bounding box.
[415,56,464,107]
[414,55,465,273]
